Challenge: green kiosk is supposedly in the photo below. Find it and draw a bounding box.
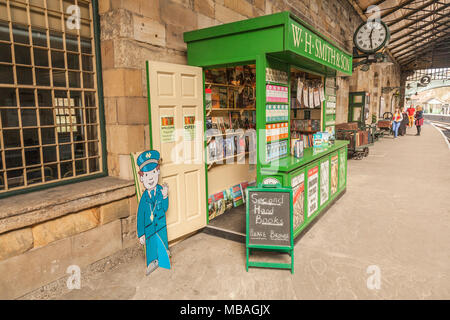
[184,11,351,250]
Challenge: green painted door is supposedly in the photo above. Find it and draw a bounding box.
[348,92,366,128]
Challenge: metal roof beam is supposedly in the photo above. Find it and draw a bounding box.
[396,35,450,60]
[387,0,441,27]
[388,14,449,45]
[397,37,450,63]
[391,26,450,54]
[391,2,450,36]
[381,0,416,19]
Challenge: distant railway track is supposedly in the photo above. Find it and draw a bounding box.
[429,121,450,145]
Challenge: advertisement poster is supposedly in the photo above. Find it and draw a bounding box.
[307,166,319,217]
[160,116,175,143]
[320,160,329,206]
[183,115,195,141]
[339,150,346,189]
[291,172,305,230]
[331,155,338,195]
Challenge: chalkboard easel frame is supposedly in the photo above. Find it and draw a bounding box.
[246,184,294,274]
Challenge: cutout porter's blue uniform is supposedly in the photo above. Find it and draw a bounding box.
[137,184,170,269]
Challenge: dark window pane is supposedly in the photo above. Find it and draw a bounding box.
[43,146,57,163]
[37,90,52,107]
[0,88,17,106]
[34,48,48,66]
[36,68,50,86]
[75,108,84,125]
[75,159,87,175]
[4,129,21,148]
[14,44,31,64]
[88,141,98,157]
[51,50,65,68]
[21,109,37,127]
[86,124,98,140]
[16,66,33,85]
[59,144,72,160]
[50,31,63,49]
[23,128,39,146]
[66,35,78,52]
[69,71,80,87]
[61,161,73,178]
[53,70,66,87]
[0,65,14,84]
[0,21,10,41]
[86,108,97,124]
[7,169,24,188]
[89,157,99,173]
[0,43,12,62]
[5,149,22,168]
[27,166,42,185]
[58,128,71,143]
[12,24,29,44]
[1,109,19,127]
[83,73,94,88]
[41,127,55,145]
[67,53,79,70]
[39,109,54,125]
[84,92,95,107]
[32,28,47,47]
[70,91,82,107]
[74,142,85,158]
[81,55,92,71]
[44,164,58,181]
[80,38,92,54]
[25,148,41,166]
[19,89,35,106]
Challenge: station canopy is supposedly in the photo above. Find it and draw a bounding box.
[351,0,450,71]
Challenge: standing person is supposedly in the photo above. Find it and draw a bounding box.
[399,109,409,136]
[391,107,403,139]
[406,105,416,127]
[414,106,424,136]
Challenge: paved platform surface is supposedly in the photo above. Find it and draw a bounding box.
[28,124,450,300]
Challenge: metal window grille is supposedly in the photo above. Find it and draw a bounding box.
[0,0,102,193]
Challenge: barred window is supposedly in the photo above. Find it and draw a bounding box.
[0,0,103,194]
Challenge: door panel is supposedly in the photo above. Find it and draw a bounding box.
[147,61,206,241]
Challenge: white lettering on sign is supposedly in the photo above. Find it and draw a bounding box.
[292,22,351,73]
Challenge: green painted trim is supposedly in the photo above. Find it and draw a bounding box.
[146,61,153,149]
[92,0,108,175]
[0,0,107,199]
[184,12,288,43]
[202,70,209,225]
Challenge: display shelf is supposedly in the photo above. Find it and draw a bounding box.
[205,82,255,89]
[207,151,256,170]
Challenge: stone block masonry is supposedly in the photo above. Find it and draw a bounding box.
[99,0,366,180]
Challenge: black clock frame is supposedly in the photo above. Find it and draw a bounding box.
[353,20,390,54]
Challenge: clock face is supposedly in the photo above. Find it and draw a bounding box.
[354,21,389,53]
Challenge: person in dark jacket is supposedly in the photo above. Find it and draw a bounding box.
[398,109,409,136]
[414,106,424,136]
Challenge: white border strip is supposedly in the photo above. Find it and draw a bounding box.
[431,123,450,150]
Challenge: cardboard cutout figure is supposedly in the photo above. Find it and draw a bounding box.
[133,150,171,275]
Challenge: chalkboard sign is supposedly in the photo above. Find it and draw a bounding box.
[247,189,292,247]
[246,185,294,273]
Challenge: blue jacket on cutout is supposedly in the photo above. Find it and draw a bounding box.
[137,184,169,239]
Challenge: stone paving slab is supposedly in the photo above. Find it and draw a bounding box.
[24,124,450,300]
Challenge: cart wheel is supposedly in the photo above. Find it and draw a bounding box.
[364,147,369,157]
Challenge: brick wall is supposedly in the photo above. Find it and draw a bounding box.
[97,0,364,178]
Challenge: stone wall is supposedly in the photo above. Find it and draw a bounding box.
[349,62,402,122]
[0,177,136,299]
[97,0,364,178]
